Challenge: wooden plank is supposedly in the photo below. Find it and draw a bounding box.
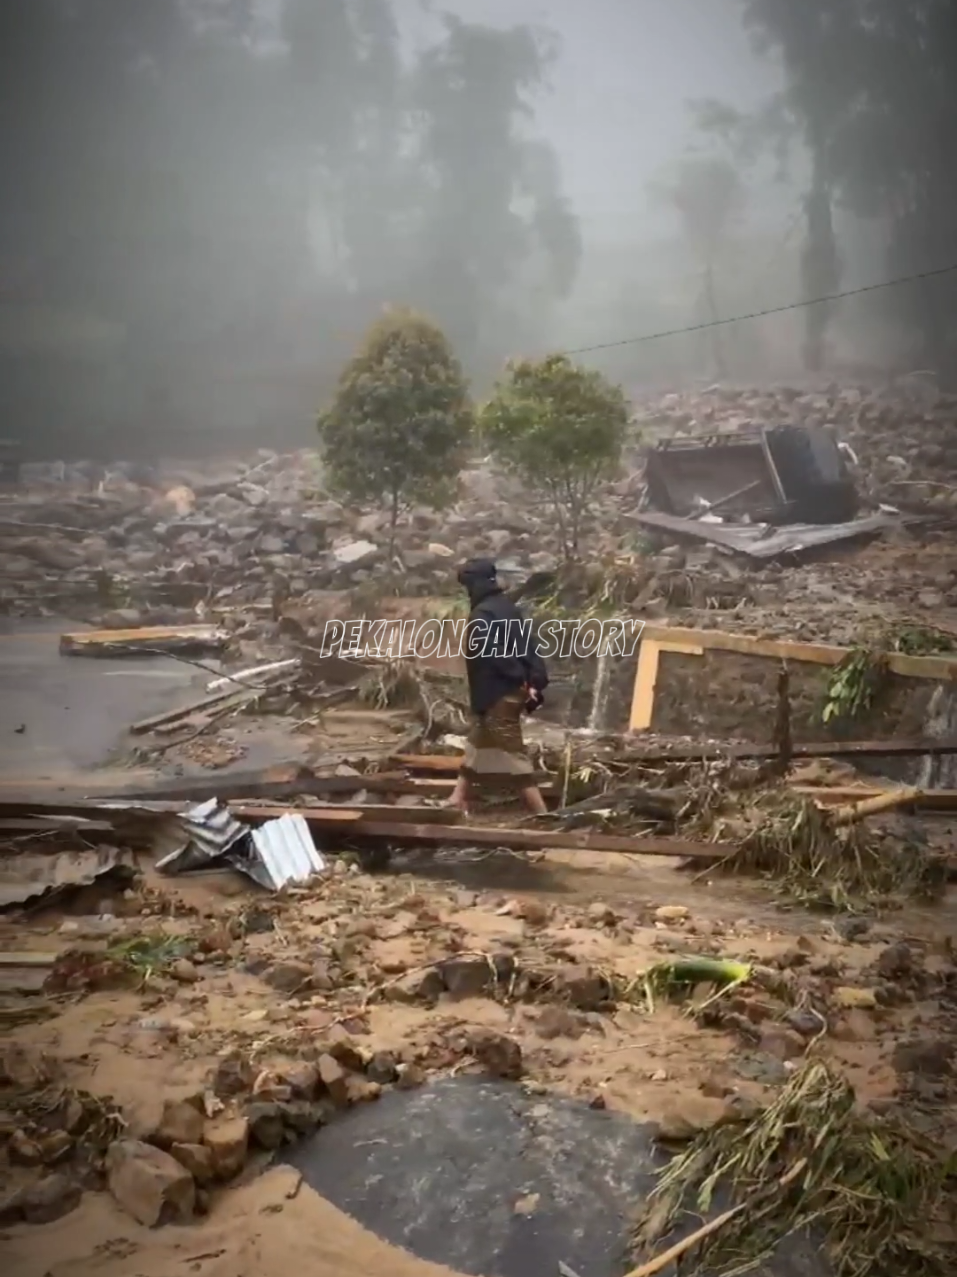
[638,623,957,681]
[60,624,227,657]
[629,640,660,733]
[392,753,466,772]
[130,688,245,735]
[231,803,462,826]
[233,806,365,824]
[0,951,59,968]
[346,821,724,859]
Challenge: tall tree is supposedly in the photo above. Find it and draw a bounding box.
[410,17,581,370]
[740,0,957,377]
[651,157,745,378]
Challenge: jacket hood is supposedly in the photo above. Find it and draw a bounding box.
[458,557,501,606]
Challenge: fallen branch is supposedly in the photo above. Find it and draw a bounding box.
[831,785,923,825]
[624,1159,808,1277]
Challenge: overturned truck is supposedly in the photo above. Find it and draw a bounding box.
[644,424,859,525]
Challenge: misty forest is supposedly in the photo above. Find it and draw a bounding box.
[1,0,956,459]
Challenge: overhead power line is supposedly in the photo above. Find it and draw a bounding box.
[560,261,957,357]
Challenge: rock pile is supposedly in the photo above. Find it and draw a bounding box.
[3,381,956,622]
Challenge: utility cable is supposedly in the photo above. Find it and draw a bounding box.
[560,261,957,356]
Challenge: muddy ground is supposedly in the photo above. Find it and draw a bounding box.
[2,834,955,1277]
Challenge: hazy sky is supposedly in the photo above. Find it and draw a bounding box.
[416,0,783,243]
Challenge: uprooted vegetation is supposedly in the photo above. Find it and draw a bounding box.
[706,790,946,910]
[633,1061,957,1277]
[548,749,949,910]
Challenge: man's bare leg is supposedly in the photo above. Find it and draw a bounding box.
[448,773,470,814]
[520,784,548,816]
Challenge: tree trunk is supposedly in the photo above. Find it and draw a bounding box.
[703,263,727,379]
[387,489,400,569]
[800,145,839,374]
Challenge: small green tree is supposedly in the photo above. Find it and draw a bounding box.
[479,353,629,560]
[318,309,473,562]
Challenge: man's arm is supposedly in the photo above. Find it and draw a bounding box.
[521,617,549,691]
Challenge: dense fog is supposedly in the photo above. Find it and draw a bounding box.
[1,0,955,458]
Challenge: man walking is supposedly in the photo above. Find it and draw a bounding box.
[448,558,549,817]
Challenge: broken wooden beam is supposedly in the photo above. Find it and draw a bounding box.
[345,821,723,859]
[0,797,463,830]
[59,624,228,658]
[230,803,463,827]
[130,688,250,735]
[793,786,957,811]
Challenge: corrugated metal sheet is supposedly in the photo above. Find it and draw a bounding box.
[633,511,900,561]
[248,815,327,891]
[0,847,135,910]
[154,798,247,874]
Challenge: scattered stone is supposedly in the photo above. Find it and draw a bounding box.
[785,1008,826,1038]
[317,1053,350,1107]
[280,1061,320,1099]
[245,1102,285,1150]
[654,1096,732,1141]
[831,1010,876,1043]
[876,942,916,980]
[383,967,445,1005]
[151,1098,205,1149]
[758,1027,807,1062]
[517,899,550,927]
[37,1130,74,1166]
[776,948,810,970]
[19,1173,82,1225]
[170,958,200,984]
[468,1029,523,1080]
[261,960,314,994]
[202,1116,249,1181]
[324,1030,367,1074]
[278,1100,327,1136]
[8,1129,43,1166]
[892,1037,954,1077]
[366,1051,399,1085]
[0,1189,25,1227]
[344,1077,382,1105]
[554,965,609,1012]
[835,917,872,942]
[834,986,878,1010]
[655,905,689,923]
[536,1006,586,1040]
[439,955,495,998]
[213,1051,256,1098]
[107,1139,196,1227]
[395,1063,426,1090]
[170,1142,214,1183]
[587,902,618,927]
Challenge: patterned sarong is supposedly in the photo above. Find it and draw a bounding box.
[461,689,534,786]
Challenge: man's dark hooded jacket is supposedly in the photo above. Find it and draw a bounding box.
[458,559,548,716]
